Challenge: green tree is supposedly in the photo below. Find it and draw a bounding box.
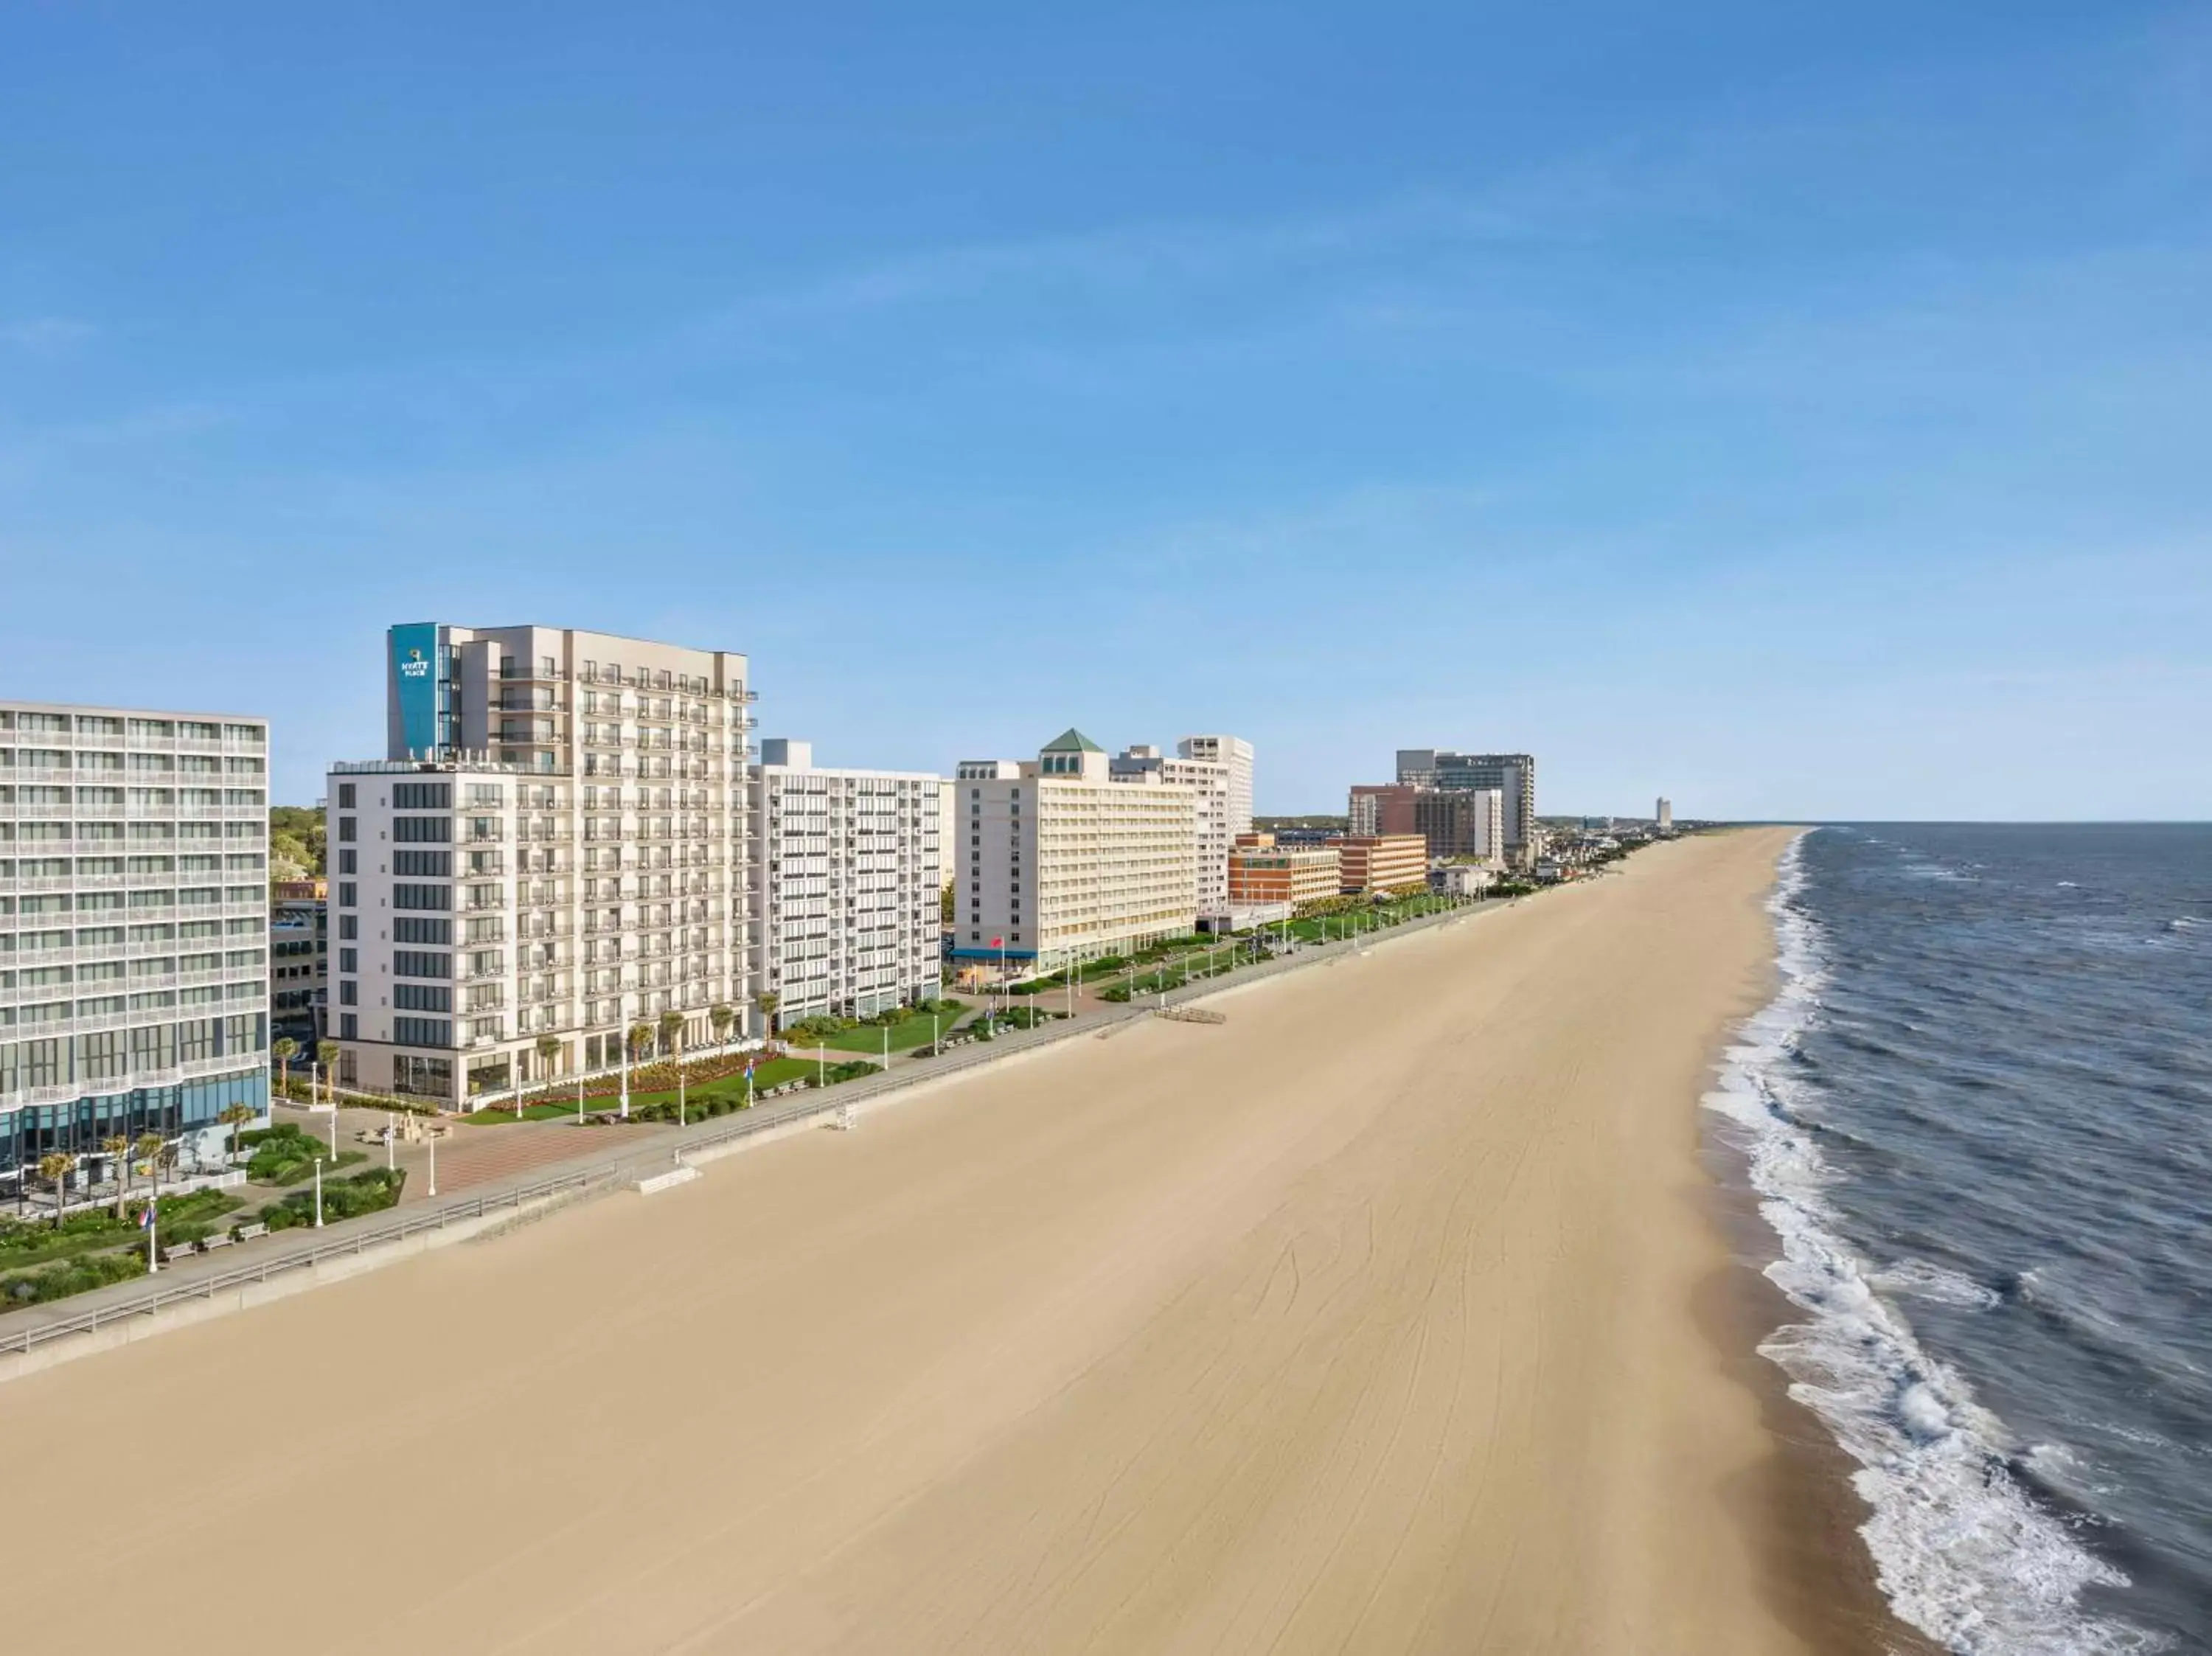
[217,1104,255,1163]
[754,990,780,1037]
[102,1135,131,1220]
[534,1034,563,1113]
[709,1003,735,1049]
[271,1036,299,1101]
[268,804,327,883]
[38,1152,75,1228]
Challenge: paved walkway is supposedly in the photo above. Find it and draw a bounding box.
[274,1100,672,1208]
[5,901,1499,1354]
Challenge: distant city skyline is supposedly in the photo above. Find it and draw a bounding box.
[1,4,2205,820]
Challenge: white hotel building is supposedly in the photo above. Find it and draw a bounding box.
[952,730,1197,973]
[2,702,271,1193]
[1109,743,1234,923]
[750,740,943,1022]
[327,624,757,1109]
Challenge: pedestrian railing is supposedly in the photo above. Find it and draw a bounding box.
[4,899,1489,1360]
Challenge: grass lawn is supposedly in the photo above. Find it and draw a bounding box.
[818,1009,975,1054]
[271,1149,368,1183]
[458,1096,591,1124]
[625,1056,821,1108]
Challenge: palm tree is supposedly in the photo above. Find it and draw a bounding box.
[754,990,780,1039]
[216,1104,255,1165]
[534,1034,563,1116]
[271,1036,300,1102]
[102,1135,131,1220]
[709,1003,735,1051]
[37,1152,74,1228]
[316,1040,340,1107]
[658,1012,688,1124]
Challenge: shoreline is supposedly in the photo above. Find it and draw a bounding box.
[1690,829,1941,1655]
[1697,1113,1942,1656]
[3,829,1879,1653]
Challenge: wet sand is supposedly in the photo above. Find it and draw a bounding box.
[0,827,1902,1653]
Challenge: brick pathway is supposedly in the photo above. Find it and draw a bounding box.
[271,1101,667,1209]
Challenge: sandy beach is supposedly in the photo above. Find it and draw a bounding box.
[0,827,1901,1654]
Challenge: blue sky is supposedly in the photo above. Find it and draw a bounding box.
[3,2,2207,818]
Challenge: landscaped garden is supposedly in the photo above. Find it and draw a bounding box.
[1,1129,408,1315]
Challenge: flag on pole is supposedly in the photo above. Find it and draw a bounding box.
[138,1203,153,1231]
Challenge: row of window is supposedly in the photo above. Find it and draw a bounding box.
[1,751,265,774]
[0,1015,266,1089]
[0,713,262,742]
[3,786,267,806]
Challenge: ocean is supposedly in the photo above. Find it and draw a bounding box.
[1707,824,2212,1654]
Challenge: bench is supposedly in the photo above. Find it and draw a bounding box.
[235,1222,268,1242]
[162,1242,196,1264]
[201,1232,233,1250]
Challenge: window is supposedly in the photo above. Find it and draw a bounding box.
[393,783,451,810]
[393,950,451,978]
[339,1013,358,1040]
[394,850,451,877]
[338,947,358,973]
[337,815,357,842]
[337,883,358,908]
[338,914,358,940]
[392,883,451,911]
[338,981,358,1006]
[394,816,451,843]
[394,916,451,944]
[338,849,358,874]
[338,783,355,808]
[394,983,451,1013]
[394,1016,452,1048]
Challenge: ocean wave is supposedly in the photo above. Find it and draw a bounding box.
[1873,1258,2003,1311]
[1705,832,2163,1654]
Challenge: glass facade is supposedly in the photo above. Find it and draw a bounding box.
[1,1068,268,1180]
[1,701,271,1179]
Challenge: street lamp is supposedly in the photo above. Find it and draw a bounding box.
[313,1156,324,1229]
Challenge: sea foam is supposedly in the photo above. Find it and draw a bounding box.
[1703,832,2163,1654]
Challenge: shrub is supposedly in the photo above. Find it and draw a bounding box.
[0,1250,147,1307]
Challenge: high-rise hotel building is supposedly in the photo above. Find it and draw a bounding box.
[327,625,757,1110]
[1109,744,1232,921]
[749,740,944,1022]
[2,702,271,1187]
[951,730,1197,973]
[1396,749,1537,865]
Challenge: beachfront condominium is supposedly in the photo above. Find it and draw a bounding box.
[1110,742,1234,922]
[1,702,272,1199]
[1177,735,1253,836]
[1656,797,1673,832]
[749,740,944,1023]
[951,730,1197,974]
[1350,782,1503,865]
[327,624,756,1110]
[1416,788,1504,865]
[1396,749,1537,865]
